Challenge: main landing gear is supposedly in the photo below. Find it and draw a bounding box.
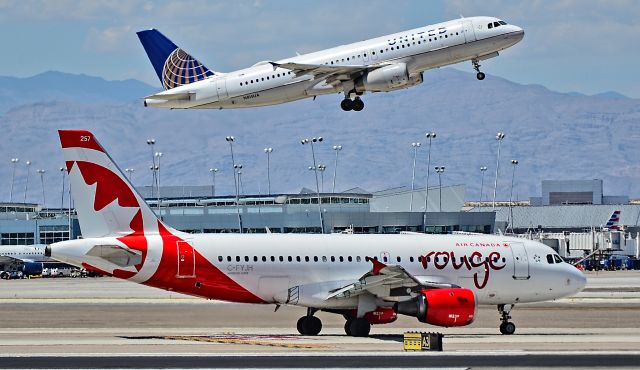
[340,96,365,112]
[344,317,371,337]
[297,308,322,336]
[472,59,486,80]
[498,304,516,335]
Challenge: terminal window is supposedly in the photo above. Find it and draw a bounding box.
[549,192,593,205]
[1,232,35,245]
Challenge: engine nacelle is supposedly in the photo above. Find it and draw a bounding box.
[396,288,476,327]
[355,63,423,92]
[351,307,398,325]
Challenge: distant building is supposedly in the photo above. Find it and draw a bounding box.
[529,179,628,206]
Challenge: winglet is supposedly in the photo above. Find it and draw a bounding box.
[366,256,387,275]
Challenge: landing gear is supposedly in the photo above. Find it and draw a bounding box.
[344,317,371,337]
[472,59,485,80]
[498,304,516,335]
[340,96,365,111]
[297,308,322,336]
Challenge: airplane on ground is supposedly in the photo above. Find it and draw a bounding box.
[47,130,585,336]
[0,244,47,278]
[137,16,524,112]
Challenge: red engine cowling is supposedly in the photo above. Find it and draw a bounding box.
[396,288,476,327]
[351,307,398,325]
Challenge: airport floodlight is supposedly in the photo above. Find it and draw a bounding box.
[508,159,519,232]
[9,158,20,203]
[225,137,242,232]
[301,135,325,233]
[146,138,155,145]
[209,168,219,197]
[479,166,488,202]
[264,149,273,195]
[511,159,519,165]
[332,145,342,151]
[154,152,163,158]
[480,166,488,171]
[23,160,33,203]
[225,136,235,142]
[493,132,506,210]
[308,166,315,171]
[434,166,445,211]
[264,147,273,153]
[332,145,342,193]
[423,132,437,229]
[37,169,46,206]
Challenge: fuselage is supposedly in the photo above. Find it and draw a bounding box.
[51,233,585,309]
[144,16,524,109]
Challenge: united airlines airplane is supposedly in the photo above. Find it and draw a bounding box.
[137,16,524,111]
[47,130,585,337]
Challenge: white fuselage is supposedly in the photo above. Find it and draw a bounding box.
[145,16,524,109]
[51,233,585,309]
[0,244,47,264]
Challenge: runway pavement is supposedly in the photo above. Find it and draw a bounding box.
[0,271,638,368]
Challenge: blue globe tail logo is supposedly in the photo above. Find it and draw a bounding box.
[162,48,214,89]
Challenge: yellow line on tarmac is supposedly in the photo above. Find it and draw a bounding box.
[162,335,327,349]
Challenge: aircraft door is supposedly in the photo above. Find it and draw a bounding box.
[369,49,378,61]
[177,241,195,278]
[462,19,477,43]
[215,78,228,101]
[509,242,530,280]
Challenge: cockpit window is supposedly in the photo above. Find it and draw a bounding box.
[493,22,500,28]
[546,254,554,264]
[499,21,507,25]
[487,23,493,29]
[553,254,563,264]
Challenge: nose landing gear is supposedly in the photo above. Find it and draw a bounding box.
[472,59,485,80]
[498,304,516,335]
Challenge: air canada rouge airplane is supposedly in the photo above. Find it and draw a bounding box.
[48,130,585,337]
[137,16,524,112]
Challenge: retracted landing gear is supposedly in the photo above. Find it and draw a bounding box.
[472,59,485,80]
[344,317,371,337]
[498,304,516,335]
[297,308,322,336]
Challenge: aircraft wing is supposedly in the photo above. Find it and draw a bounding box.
[326,257,458,301]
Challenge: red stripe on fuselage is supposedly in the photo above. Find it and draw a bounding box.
[59,130,105,152]
[143,222,265,304]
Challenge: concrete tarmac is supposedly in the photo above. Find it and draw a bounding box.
[0,271,638,368]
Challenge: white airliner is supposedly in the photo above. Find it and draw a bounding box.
[47,130,585,336]
[0,244,47,277]
[137,16,524,111]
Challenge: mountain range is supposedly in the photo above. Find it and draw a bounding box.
[1,69,639,207]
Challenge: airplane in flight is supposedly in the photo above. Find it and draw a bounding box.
[0,244,47,278]
[137,16,524,112]
[48,130,584,336]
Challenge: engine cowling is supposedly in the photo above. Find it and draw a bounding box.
[355,63,423,92]
[396,288,476,327]
[352,307,398,325]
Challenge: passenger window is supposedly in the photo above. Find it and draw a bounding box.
[305,256,310,262]
[227,256,231,262]
[262,256,266,262]
[240,83,243,86]
[253,256,258,262]
[218,256,223,262]
[288,256,292,262]
[296,256,301,262]
[279,256,284,262]
[383,256,388,262]
[271,256,275,262]
[356,256,361,262]
[322,256,327,262]
[261,77,264,81]
[410,256,414,262]
[314,256,318,262]
[347,256,352,262]
[244,256,249,262]
[554,255,563,263]
[339,256,344,262]
[277,74,280,77]
[396,256,401,262]
[236,256,240,262]
[330,256,335,262]
[546,254,554,264]
[266,76,269,80]
[418,256,422,262]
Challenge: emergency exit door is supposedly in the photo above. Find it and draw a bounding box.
[177,241,195,278]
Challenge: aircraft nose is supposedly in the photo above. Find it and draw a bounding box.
[566,265,587,294]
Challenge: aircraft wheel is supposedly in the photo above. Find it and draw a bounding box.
[340,99,353,111]
[349,317,371,337]
[499,321,516,335]
[297,316,322,336]
[476,72,486,80]
[352,98,364,111]
[344,319,353,336]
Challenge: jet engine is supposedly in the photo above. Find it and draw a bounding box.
[350,307,398,324]
[395,288,476,327]
[355,63,423,92]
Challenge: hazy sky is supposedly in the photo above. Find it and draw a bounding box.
[1,0,638,97]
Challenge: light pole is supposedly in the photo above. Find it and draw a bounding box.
[409,142,421,211]
[301,137,325,233]
[59,167,66,209]
[23,160,31,203]
[209,168,218,196]
[234,164,244,196]
[155,152,163,212]
[226,136,243,233]
[435,166,445,212]
[509,159,519,232]
[264,147,273,195]
[9,158,19,202]
[492,132,505,209]
[125,168,135,183]
[423,132,436,232]
[479,166,488,202]
[37,169,46,206]
[146,138,156,197]
[332,145,342,193]
[317,164,326,192]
